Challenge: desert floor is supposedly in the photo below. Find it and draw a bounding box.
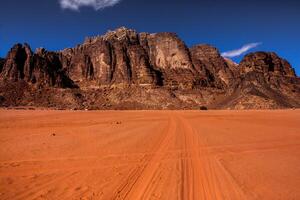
[0,109,299,200]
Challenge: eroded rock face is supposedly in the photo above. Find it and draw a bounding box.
[60,28,199,89]
[223,51,300,109]
[144,32,198,88]
[60,27,160,87]
[146,33,193,70]
[238,51,299,93]
[190,44,234,88]
[0,44,75,88]
[0,27,299,109]
[240,52,296,77]
[1,43,32,81]
[60,39,113,86]
[32,48,76,88]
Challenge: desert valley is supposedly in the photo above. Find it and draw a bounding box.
[0,26,300,199]
[1,0,300,199]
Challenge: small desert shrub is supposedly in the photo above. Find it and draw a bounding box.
[199,106,208,110]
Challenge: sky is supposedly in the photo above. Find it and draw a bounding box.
[1,0,299,75]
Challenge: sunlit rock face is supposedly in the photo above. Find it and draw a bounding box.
[0,27,299,109]
[190,44,235,88]
[59,27,199,89]
[144,32,198,89]
[240,52,296,77]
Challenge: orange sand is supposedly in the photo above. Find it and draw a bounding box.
[0,110,299,199]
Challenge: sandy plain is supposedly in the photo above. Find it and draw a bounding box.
[0,109,299,200]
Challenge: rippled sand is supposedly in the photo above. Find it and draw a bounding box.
[0,109,299,199]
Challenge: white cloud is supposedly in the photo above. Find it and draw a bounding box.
[221,42,262,58]
[59,0,122,11]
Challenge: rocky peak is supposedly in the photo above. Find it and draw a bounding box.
[239,52,296,77]
[0,43,76,88]
[60,28,201,89]
[84,27,139,45]
[0,43,32,81]
[104,27,138,43]
[1,28,299,110]
[191,44,221,58]
[35,47,47,55]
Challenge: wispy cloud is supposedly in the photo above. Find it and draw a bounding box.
[59,0,122,11]
[221,42,262,58]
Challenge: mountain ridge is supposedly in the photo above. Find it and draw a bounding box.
[0,27,299,109]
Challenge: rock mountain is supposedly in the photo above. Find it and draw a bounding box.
[0,27,299,109]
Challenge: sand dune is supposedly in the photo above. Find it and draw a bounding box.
[0,110,299,199]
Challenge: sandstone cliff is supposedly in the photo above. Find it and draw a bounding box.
[59,27,199,89]
[0,44,76,88]
[190,44,234,88]
[0,27,299,109]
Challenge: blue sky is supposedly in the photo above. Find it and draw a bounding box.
[1,0,299,75]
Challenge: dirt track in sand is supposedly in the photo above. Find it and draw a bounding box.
[0,110,299,200]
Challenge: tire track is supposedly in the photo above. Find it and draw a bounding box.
[113,112,247,199]
[112,115,177,200]
[178,114,247,200]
